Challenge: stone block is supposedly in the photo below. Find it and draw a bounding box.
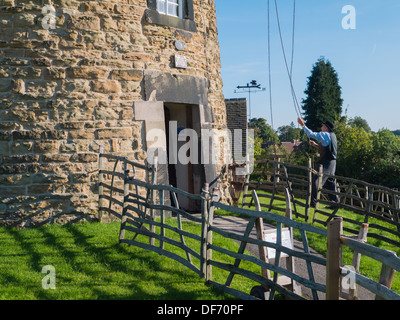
[81,2,115,13]
[105,32,131,46]
[28,184,53,195]
[34,140,59,153]
[60,121,85,130]
[9,40,43,49]
[123,52,154,62]
[0,67,10,78]
[109,69,143,81]
[0,174,30,186]
[0,0,15,6]
[94,106,119,121]
[44,67,66,80]
[97,128,132,139]
[0,78,11,92]
[61,79,91,93]
[11,79,25,94]
[119,139,139,152]
[27,163,40,173]
[11,141,33,154]
[24,81,57,99]
[11,67,42,79]
[68,129,95,139]
[67,66,108,80]
[0,186,25,196]
[0,141,9,154]
[55,107,94,122]
[42,162,83,174]
[59,140,88,153]
[12,130,41,140]
[14,13,37,28]
[42,154,71,162]
[6,108,47,123]
[102,18,118,32]
[67,15,100,31]
[70,153,98,163]
[120,81,141,93]
[115,4,143,16]
[31,57,51,67]
[42,130,68,140]
[1,58,29,66]
[0,164,26,174]
[121,108,134,120]
[92,80,121,94]
[2,154,39,164]
[31,173,69,184]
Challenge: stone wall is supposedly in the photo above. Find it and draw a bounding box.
[0,0,227,227]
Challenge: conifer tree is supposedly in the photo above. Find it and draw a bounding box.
[302,57,343,131]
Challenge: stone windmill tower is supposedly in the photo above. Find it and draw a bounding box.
[0,0,228,227]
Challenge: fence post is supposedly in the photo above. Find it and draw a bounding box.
[98,146,105,223]
[305,158,312,222]
[352,223,369,273]
[159,189,165,250]
[253,190,270,280]
[206,187,218,282]
[241,154,250,208]
[201,183,210,279]
[119,160,129,243]
[312,165,323,224]
[347,223,369,299]
[375,258,397,300]
[149,157,158,246]
[363,186,373,224]
[326,217,343,300]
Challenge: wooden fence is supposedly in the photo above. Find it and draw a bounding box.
[241,155,400,247]
[98,146,158,223]
[327,217,400,300]
[206,190,327,300]
[97,152,400,300]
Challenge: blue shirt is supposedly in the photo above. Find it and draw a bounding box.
[303,126,331,147]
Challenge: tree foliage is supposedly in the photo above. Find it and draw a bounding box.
[287,115,400,189]
[302,57,343,131]
[248,118,279,143]
[277,122,306,142]
[334,118,400,188]
[348,116,371,133]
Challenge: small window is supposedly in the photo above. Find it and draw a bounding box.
[157,0,183,19]
[145,0,196,32]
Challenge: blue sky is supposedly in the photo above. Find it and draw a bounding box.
[214,0,400,132]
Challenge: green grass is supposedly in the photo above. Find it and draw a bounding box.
[0,221,237,300]
[2,191,399,300]
[0,217,264,300]
[215,191,400,295]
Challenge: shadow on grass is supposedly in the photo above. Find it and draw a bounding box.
[0,223,226,300]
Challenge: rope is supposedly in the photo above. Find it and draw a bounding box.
[290,0,296,78]
[273,0,303,119]
[267,0,274,130]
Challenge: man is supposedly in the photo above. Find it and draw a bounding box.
[297,117,339,207]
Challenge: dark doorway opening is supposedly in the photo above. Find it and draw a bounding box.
[164,103,205,212]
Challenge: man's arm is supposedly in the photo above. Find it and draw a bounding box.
[297,118,331,147]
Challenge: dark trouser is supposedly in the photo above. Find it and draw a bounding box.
[311,160,339,206]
